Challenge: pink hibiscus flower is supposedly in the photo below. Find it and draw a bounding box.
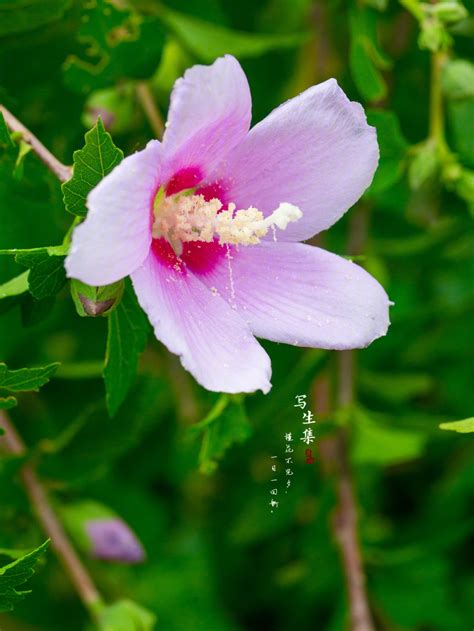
[66,55,390,394]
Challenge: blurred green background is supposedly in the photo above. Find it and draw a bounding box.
[0,0,473,630]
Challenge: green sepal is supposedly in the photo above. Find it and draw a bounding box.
[71,279,124,317]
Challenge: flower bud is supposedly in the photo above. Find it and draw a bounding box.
[419,18,451,52]
[86,518,146,564]
[431,1,468,24]
[442,59,474,100]
[70,279,124,317]
[408,141,440,190]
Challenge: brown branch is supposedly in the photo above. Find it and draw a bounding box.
[314,206,375,631]
[315,366,375,631]
[0,411,103,618]
[0,105,72,183]
[136,82,165,140]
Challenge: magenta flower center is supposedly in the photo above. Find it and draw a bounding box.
[151,169,302,269]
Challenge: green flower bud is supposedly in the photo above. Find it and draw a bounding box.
[442,59,474,100]
[70,279,124,317]
[431,1,468,24]
[419,17,452,52]
[408,141,440,190]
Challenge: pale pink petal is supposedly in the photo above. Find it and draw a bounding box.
[208,79,378,242]
[161,55,251,183]
[197,242,390,349]
[130,242,271,394]
[66,141,161,286]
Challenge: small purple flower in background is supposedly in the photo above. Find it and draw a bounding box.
[66,55,390,394]
[86,518,145,564]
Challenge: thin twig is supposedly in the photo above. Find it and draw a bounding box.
[315,367,375,631]
[337,350,375,631]
[314,206,375,631]
[0,411,103,618]
[136,82,165,140]
[0,105,72,182]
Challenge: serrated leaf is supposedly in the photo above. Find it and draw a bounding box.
[62,118,123,217]
[103,283,149,416]
[0,362,59,392]
[0,540,49,613]
[439,418,474,433]
[97,599,156,631]
[189,395,252,474]
[63,0,165,93]
[161,9,305,63]
[0,246,68,300]
[15,251,67,300]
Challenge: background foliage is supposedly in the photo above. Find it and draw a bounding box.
[1,0,473,629]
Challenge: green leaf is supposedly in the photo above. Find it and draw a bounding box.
[362,0,388,10]
[0,0,71,36]
[448,99,474,167]
[359,371,433,404]
[439,418,474,433]
[0,541,49,613]
[366,110,409,194]
[189,395,252,474]
[352,408,426,466]
[349,7,391,102]
[408,140,440,189]
[12,141,33,180]
[63,0,165,93]
[0,271,29,300]
[103,283,149,416]
[161,9,305,63]
[0,362,59,393]
[97,599,156,631]
[0,397,17,410]
[442,59,474,100]
[15,250,67,300]
[62,118,123,218]
[350,39,386,102]
[0,246,68,300]
[0,112,15,151]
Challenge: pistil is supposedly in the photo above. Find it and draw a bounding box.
[152,191,302,256]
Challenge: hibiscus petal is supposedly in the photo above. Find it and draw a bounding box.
[209,79,378,242]
[130,243,272,394]
[198,242,390,349]
[65,140,161,286]
[162,55,251,183]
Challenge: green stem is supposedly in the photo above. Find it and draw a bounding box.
[429,49,448,154]
[55,360,104,379]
